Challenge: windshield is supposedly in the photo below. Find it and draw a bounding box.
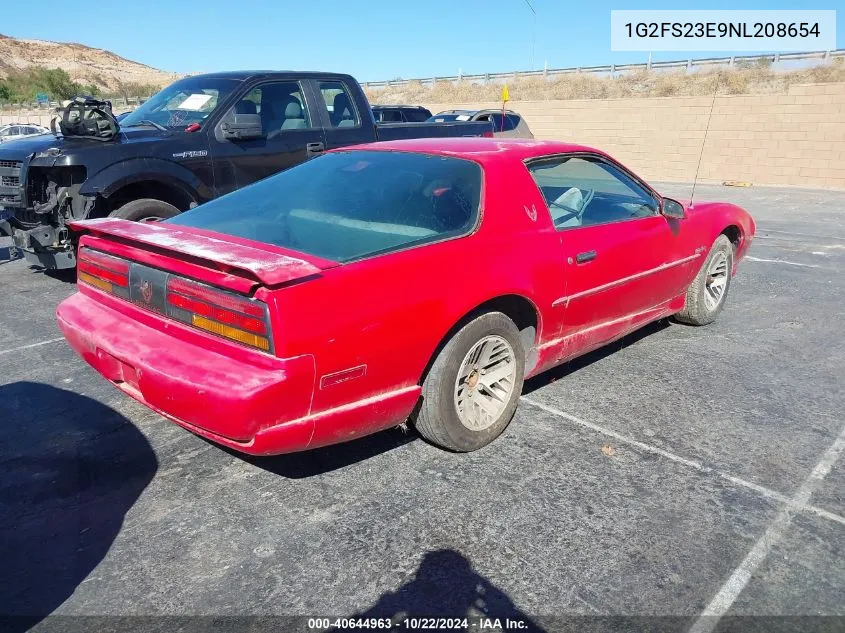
[120,76,242,130]
[168,150,482,262]
[426,113,473,122]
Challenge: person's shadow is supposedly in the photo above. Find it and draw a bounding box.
[346,549,546,632]
[0,381,158,632]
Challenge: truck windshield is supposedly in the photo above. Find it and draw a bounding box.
[120,76,242,130]
[168,151,482,262]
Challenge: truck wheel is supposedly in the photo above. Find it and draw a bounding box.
[412,312,525,452]
[109,199,180,222]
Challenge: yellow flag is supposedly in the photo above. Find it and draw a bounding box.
[501,85,510,103]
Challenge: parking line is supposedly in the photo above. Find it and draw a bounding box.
[520,397,845,528]
[745,256,821,268]
[0,337,65,356]
[688,422,845,633]
[758,229,845,242]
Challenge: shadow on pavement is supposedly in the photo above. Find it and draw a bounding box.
[43,268,78,284]
[346,549,546,632]
[0,382,158,632]
[523,319,671,395]
[239,426,416,479]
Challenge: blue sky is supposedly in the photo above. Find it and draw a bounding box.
[3,1,842,82]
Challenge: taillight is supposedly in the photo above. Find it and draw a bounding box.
[76,248,273,353]
[166,276,272,352]
[78,248,130,298]
[482,128,494,138]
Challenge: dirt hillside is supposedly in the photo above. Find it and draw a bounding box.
[0,33,179,92]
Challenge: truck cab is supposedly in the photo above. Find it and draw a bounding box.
[0,71,490,270]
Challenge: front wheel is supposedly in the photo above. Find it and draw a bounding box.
[109,198,180,222]
[674,234,733,326]
[412,312,525,452]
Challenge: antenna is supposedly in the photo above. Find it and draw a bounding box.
[690,79,718,209]
[523,0,537,71]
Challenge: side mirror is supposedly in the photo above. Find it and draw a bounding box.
[661,197,686,219]
[218,112,263,141]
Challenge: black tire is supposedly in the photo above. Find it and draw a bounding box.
[412,312,525,452]
[109,198,180,222]
[674,234,733,326]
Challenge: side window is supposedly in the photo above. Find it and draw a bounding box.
[489,114,518,132]
[234,82,311,136]
[527,156,659,230]
[0,128,10,137]
[320,81,359,128]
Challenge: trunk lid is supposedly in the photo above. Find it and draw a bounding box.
[72,219,340,355]
[71,217,338,288]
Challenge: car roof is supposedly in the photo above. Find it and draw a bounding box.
[434,109,519,116]
[179,70,356,82]
[337,138,606,163]
[372,105,429,109]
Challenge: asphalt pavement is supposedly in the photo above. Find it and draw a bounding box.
[1,183,843,633]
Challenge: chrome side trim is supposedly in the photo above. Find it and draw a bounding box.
[538,300,677,351]
[552,252,702,308]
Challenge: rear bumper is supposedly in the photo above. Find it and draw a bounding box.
[57,291,317,454]
[56,292,421,455]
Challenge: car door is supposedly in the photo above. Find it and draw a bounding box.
[526,154,695,351]
[314,79,373,150]
[209,80,326,197]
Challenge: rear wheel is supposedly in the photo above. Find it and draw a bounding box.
[412,312,525,452]
[674,234,733,326]
[109,198,180,222]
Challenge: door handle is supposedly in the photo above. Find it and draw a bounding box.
[306,142,325,156]
[575,250,597,264]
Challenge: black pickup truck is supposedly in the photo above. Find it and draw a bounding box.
[0,71,491,269]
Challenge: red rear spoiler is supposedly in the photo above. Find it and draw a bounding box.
[70,218,338,286]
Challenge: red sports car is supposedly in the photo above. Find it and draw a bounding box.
[57,138,754,455]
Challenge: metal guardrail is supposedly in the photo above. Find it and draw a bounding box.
[362,49,845,89]
[2,49,842,107]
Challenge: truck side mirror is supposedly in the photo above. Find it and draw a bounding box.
[217,112,264,141]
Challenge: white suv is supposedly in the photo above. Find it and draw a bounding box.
[0,123,50,143]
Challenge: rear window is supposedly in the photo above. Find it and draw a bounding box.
[403,108,432,122]
[374,108,403,123]
[168,151,482,262]
[490,113,520,132]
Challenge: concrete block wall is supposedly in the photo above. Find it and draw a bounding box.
[0,112,56,128]
[421,82,845,189]
[3,82,843,188]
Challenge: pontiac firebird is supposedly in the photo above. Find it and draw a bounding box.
[56,138,755,455]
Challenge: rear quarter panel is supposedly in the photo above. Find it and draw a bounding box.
[269,158,564,415]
